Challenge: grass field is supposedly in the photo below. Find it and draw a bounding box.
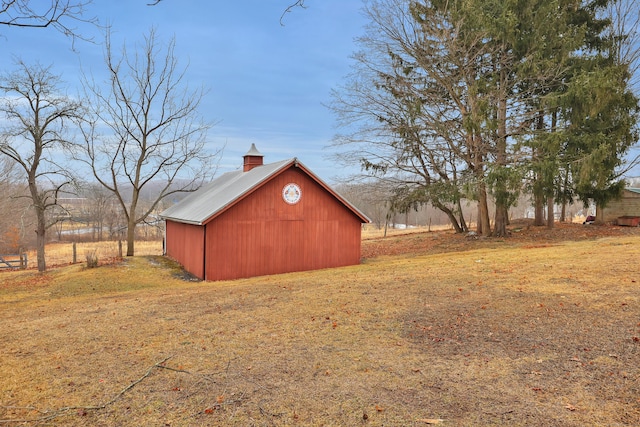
[21,240,163,269]
[0,224,639,426]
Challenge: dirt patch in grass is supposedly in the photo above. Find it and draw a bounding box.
[0,224,639,426]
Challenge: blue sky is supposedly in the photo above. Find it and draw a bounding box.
[3,1,639,185]
[0,1,368,182]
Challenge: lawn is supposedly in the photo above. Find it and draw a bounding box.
[0,223,639,426]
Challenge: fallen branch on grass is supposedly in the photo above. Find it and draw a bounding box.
[0,355,174,425]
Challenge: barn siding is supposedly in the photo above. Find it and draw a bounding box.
[203,167,362,281]
[597,189,640,223]
[165,220,205,279]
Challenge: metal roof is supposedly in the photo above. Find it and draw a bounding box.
[160,158,294,225]
[626,187,640,194]
[160,158,370,225]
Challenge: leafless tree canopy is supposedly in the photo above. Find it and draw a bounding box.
[0,61,84,271]
[0,0,96,42]
[79,28,220,256]
[607,0,640,91]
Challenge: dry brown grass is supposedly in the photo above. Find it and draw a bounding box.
[21,240,163,269]
[362,224,452,240]
[1,225,639,426]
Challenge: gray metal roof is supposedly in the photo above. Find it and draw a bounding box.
[160,158,294,225]
[626,187,640,194]
[160,157,370,225]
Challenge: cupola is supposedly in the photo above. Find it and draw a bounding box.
[243,143,264,172]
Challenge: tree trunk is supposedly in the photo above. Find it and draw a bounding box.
[547,196,554,229]
[494,206,508,237]
[477,180,491,236]
[384,212,390,237]
[446,212,463,233]
[444,211,462,233]
[560,167,569,222]
[456,198,469,232]
[125,187,140,256]
[126,219,136,256]
[29,173,48,272]
[493,72,509,238]
[433,200,463,233]
[35,208,47,272]
[534,192,545,226]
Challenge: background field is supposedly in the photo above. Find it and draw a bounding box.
[20,241,163,270]
[1,223,639,426]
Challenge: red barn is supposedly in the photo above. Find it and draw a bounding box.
[160,145,369,281]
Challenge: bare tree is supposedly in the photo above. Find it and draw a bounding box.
[0,0,97,43]
[79,28,220,256]
[0,61,83,271]
[335,181,393,230]
[0,156,30,252]
[331,0,494,234]
[607,0,640,91]
[73,182,115,241]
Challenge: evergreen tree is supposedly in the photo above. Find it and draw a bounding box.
[332,0,638,234]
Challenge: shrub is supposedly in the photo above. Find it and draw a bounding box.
[85,249,99,268]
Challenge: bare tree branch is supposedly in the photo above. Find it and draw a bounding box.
[0,356,174,425]
[0,0,97,44]
[280,0,306,25]
[78,27,221,256]
[607,0,640,92]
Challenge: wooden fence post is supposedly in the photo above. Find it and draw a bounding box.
[118,240,123,258]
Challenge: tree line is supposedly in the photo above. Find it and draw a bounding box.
[330,0,640,237]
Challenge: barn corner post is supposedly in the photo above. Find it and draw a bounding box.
[202,223,207,281]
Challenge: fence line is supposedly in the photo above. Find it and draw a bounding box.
[21,240,163,269]
[0,253,28,270]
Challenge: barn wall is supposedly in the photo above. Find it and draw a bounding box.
[597,190,640,223]
[204,167,363,281]
[165,220,205,279]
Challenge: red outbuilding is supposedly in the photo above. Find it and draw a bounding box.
[160,145,369,281]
